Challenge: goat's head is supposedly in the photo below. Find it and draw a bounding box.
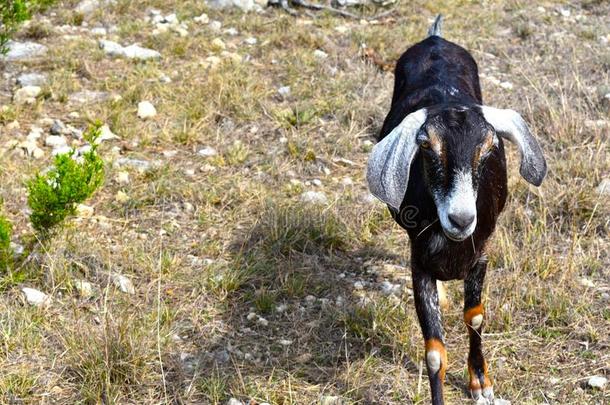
[367,105,547,241]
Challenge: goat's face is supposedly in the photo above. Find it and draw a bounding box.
[417,107,497,241]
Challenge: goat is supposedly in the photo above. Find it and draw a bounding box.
[367,15,547,404]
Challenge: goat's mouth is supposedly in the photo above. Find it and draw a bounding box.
[442,228,473,242]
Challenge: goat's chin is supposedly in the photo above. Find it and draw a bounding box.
[441,224,476,242]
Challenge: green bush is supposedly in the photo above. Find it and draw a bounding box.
[1,0,56,54]
[27,123,105,235]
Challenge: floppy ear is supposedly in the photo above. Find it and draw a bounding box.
[367,109,427,211]
[481,106,547,186]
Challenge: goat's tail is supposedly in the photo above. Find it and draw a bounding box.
[427,14,443,37]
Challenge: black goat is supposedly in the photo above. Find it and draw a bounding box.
[367,15,547,405]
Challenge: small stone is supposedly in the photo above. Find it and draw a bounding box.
[209,20,222,32]
[244,37,257,45]
[10,242,24,256]
[313,49,328,60]
[89,125,115,144]
[112,274,135,294]
[211,38,226,51]
[300,191,328,205]
[45,135,68,148]
[90,27,107,36]
[579,278,595,288]
[224,27,238,36]
[353,281,365,290]
[278,86,290,97]
[68,90,111,105]
[493,399,511,405]
[499,81,513,90]
[198,146,218,157]
[74,279,94,297]
[587,375,607,389]
[137,101,157,119]
[50,120,66,135]
[312,179,322,187]
[558,7,570,17]
[16,72,47,87]
[340,177,353,186]
[115,191,130,203]
[22,287,51,306]
[362,139,374,152]
[76,204,94,218]
[227,398,243,405]
[99,40,161,60]
[13,86,41,105]
[194,13,209,24]
[279,339,292,346]
[247,312,257,321]
[380,280,401,296]
[595,178,610,195]
[2,41,48,61]
[115,157,151,172]
[320,396,344,405]
[257,316,269,327]
[276,303,288,313]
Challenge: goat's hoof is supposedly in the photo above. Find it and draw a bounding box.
[471,385,494,403]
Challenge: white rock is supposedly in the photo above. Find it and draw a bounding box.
[116,171,129,184]
[247,312,257,321]
[68,90,112,105]
[276,303,288,313]
[499,81,513,90]
[17,72,47,87]
[74,279,94,297]
[579,278,595,288]
[115,157,152,171]
[595,178,610,195]
[313,49,328,60]
[380,280,401,296]
[90,27,107,36]
[558,7,570,17]
[112,274,135,294]
[76,0,115,14]
[2,41,48,61]
[279,339,293,346]
[97,124,119,143]
[99,40,161,60]
[198,146,218,157]
[224,27,239,36]
[227,399,243,405]
[45,135,68,148]
[10,242,24,256]
[493,399,511,405]
[353,281,365,290]
[320,396,344,405]
[312,179,322,187]
[244,37,257,45]
[257,316,269,327]
[340,177,353,186]
[300,191,328,205]
[137,101,157,119]
[587,375,607,389]
[13,86,41,105]
[194,13,209,24]
[209,0,254,12]
[22,287,51,306]
[76,204,94,218]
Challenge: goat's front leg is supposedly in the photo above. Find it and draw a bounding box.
[413,269,446,405]
[464,257,493,402]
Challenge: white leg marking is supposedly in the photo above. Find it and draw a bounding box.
[471,314,483,329]
[426,350,441,373]
[482,386,494,400]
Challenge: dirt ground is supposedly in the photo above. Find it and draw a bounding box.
[0,0,608,403]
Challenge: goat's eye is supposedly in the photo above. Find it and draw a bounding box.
[420,141,431,150]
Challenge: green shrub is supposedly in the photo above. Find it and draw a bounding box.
[1,0,57,54]
[27,123,105,235]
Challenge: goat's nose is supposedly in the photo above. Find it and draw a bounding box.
[448,211,475,230]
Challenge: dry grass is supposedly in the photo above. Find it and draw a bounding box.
[0,0,608,403]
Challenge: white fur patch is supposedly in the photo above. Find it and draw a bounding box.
[426,350,441,373]
[482,386,494,400]
[436,169,477,240]
[471,314,483,329]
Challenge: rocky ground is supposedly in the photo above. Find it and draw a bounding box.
[0,0,608,404]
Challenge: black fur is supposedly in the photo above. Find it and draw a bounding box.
[379,27,509,404]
